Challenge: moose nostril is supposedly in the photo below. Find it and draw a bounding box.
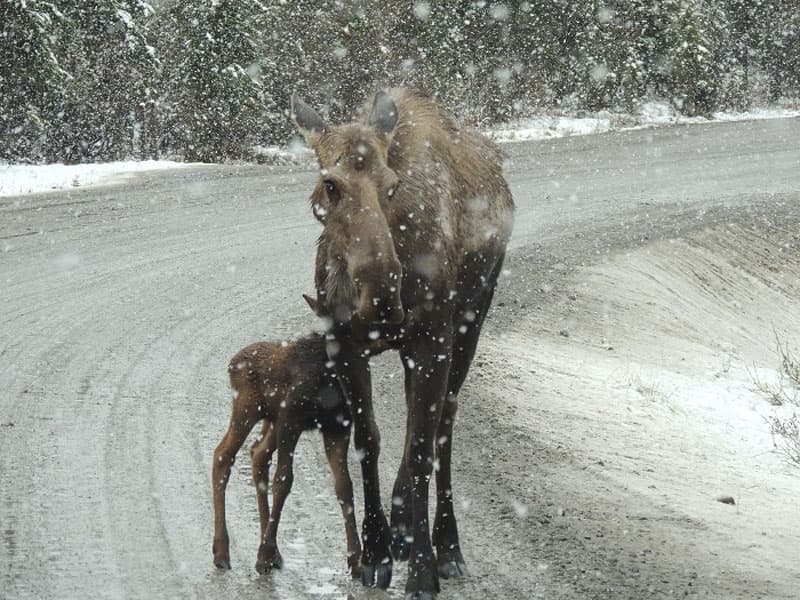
[374,298,404,324]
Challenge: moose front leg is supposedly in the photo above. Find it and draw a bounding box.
[390,365,415,561]
[434,285,498,579]
[402,329,453,600]
[327,331,393,589]
[390,461,412,561]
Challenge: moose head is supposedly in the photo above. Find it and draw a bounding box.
[292,91,404,325]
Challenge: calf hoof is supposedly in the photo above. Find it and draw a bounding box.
[390,528,410,561]
[361,560,392,589]
[212,539,231,570]
[347,553,362,579]
[405,593,436,600]
[255,547,283,574]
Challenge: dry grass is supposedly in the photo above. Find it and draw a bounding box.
[777,335,800,388]
[749,331,800,407]
[754,331,800,468]
[766,414,800,469]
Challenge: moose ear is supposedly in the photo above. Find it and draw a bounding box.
[302,293,321,315]
[368,90,398,136]
[291,92,328,144]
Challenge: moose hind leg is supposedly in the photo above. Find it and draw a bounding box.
[434,280,499,579]
[433,393,467,579]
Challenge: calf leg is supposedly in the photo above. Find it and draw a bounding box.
[255,425,301,574]
[251,423,276,549]
[212,393,260,569]
[323,429,362,578]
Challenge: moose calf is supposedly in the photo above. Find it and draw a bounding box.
[211,331,361,576]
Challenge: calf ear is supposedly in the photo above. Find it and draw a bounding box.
[291,92,327,145]
[302,293,321,315]
[368,90,398,136]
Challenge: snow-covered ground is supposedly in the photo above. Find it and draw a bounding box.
[3,103,797,199]
[488,101,800,143]
[0,160,193,197]
[3,117,799,599]
[481,219,800,590]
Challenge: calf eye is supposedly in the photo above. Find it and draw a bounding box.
[324,180,337,195]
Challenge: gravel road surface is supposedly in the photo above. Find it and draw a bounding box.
[2,117,799,599]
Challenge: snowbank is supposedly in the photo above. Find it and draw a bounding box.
[0,160,192,197]
[489,101,800,143]
[481,220,800,585]
[3,104,797,197]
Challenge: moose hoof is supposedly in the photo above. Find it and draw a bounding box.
[255,549,283,574]
[390,530,411,561]
[405,593,437,600]
[361,561,392,589]
[438,559,468,579]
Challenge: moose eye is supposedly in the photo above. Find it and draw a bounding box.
[324,180,337,195]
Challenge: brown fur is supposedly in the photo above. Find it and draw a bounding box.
[310,89,512,324]
[211,334,361,577]
[293,88,513,597]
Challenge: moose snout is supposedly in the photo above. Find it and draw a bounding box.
[358,290,405,324]
[354,263,404,325]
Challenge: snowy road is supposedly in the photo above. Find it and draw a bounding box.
[2,118,800,599]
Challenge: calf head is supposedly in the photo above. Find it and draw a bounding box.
[292,91,404,325]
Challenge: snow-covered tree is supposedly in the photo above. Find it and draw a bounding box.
[3,0,800,162]
[0,0,68,162]
[47,1,159,161]
[659,0,730,116]
[575,1,660,111]
[758,0,800,100]
[163,0,274,162]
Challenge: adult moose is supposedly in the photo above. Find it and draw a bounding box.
[291,88,513,599]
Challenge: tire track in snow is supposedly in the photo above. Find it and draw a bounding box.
[4,120,800,599]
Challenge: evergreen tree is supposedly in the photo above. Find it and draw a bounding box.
[660,0,730,115]
[0,0,67,162]
[165,0,273,162]
[259,0,344,137]
[50,0,159,161]
[576,1,658,111]
[4,0,800,162]
[759,0,800,100]
[328,1,389,116]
